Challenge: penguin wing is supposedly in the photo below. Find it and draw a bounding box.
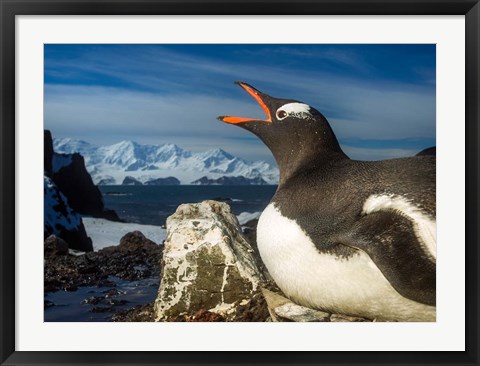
[336,209,436,306]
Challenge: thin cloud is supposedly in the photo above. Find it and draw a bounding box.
[45,83,434,163]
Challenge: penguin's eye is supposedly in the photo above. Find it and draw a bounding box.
[276,110,288,120]
[277,102,313,121]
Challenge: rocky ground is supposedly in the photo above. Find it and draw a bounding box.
[44,231,163,317]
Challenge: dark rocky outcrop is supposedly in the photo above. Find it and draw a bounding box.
[44,130,54,177]
[45,130,121,221]
[191,175,268,185]
[44,235,69,257]
[52,153,121,221]
[44,176,93,252]
[122,176,143,186]
[144,177,180,186]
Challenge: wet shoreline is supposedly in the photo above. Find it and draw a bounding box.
[44,231,163,322]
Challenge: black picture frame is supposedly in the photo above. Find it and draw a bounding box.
[1,1,478,365]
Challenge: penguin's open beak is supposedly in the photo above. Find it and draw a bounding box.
[217,81,272,124]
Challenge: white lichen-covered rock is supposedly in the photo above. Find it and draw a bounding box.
[154,200,265,320]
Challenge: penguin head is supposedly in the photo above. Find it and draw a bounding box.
[217,81,322,127]
[217,82,346,179]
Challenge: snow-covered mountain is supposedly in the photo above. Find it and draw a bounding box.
[53,138,279,185]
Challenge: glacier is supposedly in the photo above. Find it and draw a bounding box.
[53,138,279,185]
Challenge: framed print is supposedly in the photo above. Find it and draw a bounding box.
[1,1,479,365]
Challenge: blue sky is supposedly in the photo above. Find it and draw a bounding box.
[44,44,435,164]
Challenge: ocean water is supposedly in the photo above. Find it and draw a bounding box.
[44,276,160,322]
[100,185,278,225]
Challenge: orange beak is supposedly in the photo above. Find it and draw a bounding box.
[218,81,272,124]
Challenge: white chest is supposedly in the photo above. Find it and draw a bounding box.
[256,203,435,321]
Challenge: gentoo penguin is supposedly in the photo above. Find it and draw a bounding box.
[218,82,436,322]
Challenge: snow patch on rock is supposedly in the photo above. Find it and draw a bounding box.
[44,176,93,251]
[82,217,166,251]
[44,176,81,233]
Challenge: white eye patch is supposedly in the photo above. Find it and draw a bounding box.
[276,103,312,120]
